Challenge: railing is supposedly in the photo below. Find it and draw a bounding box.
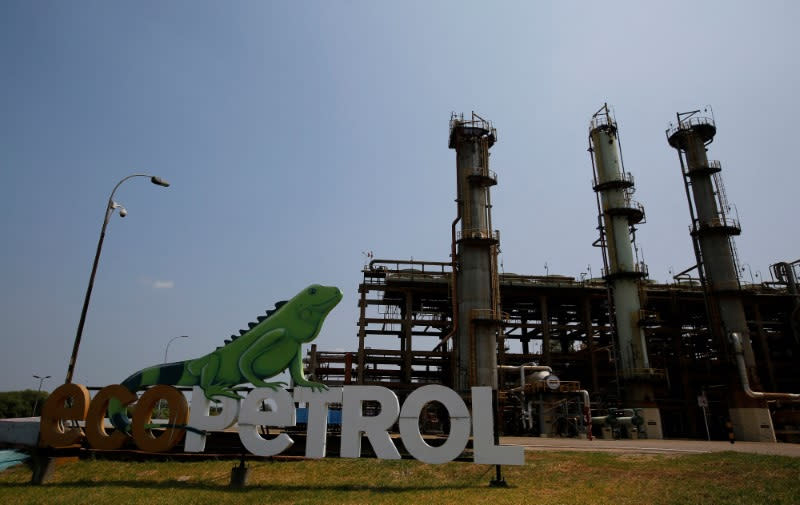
[449,112,497,141]
[470,309,509,323]
[687,159,722,173]
[667,116,715,138]
[693,214,740,232]
[367,259,452,275]
[592,172,634,189]
[456,228,500,242]
[624,368,667,381]
[606,197,645,218]
[589,114,615,132]
[470,167,498,184]
[602,261,648,278]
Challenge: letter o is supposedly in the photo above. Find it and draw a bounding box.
[131,385,189,452]
[398,385,471,464]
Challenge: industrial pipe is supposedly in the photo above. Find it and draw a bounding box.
[730,332,800,401]
[579,389,593,441]
[499,365,553,392]
[436,213,461,350]
[590,414,618,426]
[615,409,645,427]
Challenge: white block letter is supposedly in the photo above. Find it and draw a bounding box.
[341,386,400,460]
[398,385,471,464]
[185,386,240,452]
[294,387,343,458]
[471,387,524,465]
[238,388,295,457]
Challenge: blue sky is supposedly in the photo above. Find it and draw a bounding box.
[1,1,797,392]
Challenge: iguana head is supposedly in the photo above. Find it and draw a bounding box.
[283,284,343,342]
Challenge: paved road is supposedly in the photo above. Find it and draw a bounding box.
[501,436,800,457]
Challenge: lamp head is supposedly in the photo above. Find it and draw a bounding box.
[111,201,127,217]
[150,176,170,187]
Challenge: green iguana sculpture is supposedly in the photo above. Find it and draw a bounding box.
[108,284,342,432]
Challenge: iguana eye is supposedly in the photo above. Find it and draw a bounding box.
[308,288,317,295]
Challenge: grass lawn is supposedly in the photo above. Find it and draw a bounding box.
[1,451,798,505]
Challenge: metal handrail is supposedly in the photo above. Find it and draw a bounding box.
[624,368,667,379]
[470,167,498,183]
[607,196,644,214]
[589,114,615,132]
[593,172,634,188]
[667,116,715,138]
[456,229,499,241]
[368,259,452,274]
[602,261,648,278]
[470,309,509,323]
[449,112,497,140]
[693,214,740,231]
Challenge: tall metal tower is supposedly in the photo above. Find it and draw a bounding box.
[667,109,775,442]
[589,104,663,438]
[448,112,502,393]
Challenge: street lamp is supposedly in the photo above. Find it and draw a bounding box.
[164,335,189,363]
[65,174,170,384]
[31,374,51,417]
[741,263,755,285]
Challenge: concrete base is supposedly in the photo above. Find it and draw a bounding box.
[639,408,663,440]
[729,407,776,442]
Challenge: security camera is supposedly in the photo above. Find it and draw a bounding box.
[118,207,127,217]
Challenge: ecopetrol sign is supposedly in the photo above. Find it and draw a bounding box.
[39,383,524,465]
[40,284,523,465]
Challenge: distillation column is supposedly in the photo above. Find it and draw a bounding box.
[667,111,775,442]
[589,105,663,438]
[448,113,501,393]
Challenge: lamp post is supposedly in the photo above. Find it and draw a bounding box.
[65,174,170,384]
[31,374,51,417]
[741,263,755,285]
[164,335,189,363]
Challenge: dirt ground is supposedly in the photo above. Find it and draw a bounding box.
[501,435,800,457]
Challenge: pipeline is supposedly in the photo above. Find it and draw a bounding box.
[580,389,593,441]
[500,365,554,392]
[443,214,461,346]
[501,364,593,440]
[730,332,800,401]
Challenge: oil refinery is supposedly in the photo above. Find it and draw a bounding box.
[304,107,800,444]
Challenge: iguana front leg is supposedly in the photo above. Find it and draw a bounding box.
[238,328,290,390]
[289,352,327,391]
[187,354,241,400]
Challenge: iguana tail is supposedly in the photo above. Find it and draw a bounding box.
[108,361,188,433]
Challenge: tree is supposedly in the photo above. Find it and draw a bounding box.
[0,390,49,418]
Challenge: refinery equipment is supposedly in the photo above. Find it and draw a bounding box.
[589,104,663,438]
[304,109,800,443]
[667,110,775,441]
[448,112,502,392]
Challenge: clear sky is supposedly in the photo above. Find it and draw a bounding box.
[1,1,797,392]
